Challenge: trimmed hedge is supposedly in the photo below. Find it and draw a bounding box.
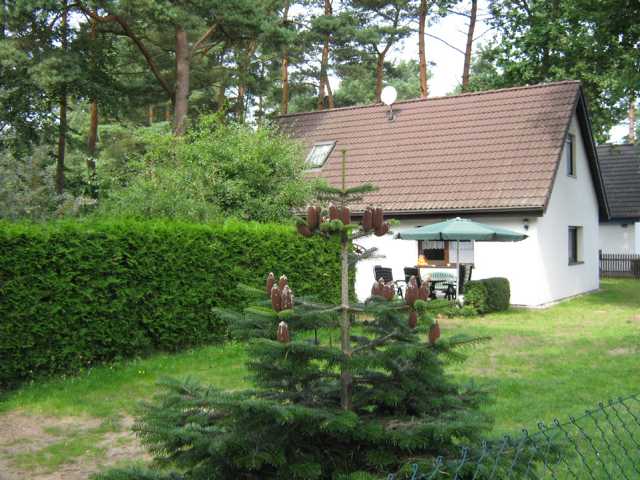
[0,220,341,386]
[464,277,510,314]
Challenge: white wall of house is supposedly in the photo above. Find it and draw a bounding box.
[599,222,639,254]
[355,113,601,307]
[532,113,600,305]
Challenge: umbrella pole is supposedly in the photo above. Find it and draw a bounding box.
[456,240,460,303]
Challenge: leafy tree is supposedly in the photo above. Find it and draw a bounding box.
[95,153,495,479]
[475,0,640,141]
[95,115,315,223]
[334,60,422,107]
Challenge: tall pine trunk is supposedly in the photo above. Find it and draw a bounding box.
[418,0,428,97]
[56,0,69,195]
[86,19,98,177]
[629,98,636,143]
[1,0,6,39]
[173,26,190,136]
[461,0,477,91]
[317,0,332,110]
[375,46,392,102]
[281,0,290,114]
[237,41,257,123]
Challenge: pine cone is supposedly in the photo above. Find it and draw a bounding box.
[271,285,282,312]
[408,309,418,329]
[382,282,395,301]
[327,204,338,221]
[371,278,385,297]
[341,206,351,225]
[362,207,373,231]
[281,285,294,310]
[428,321,441,345]
[372,207,383,230]
[297,223,313,237]
[307,206,320,230]
[278,274,288,290]
[405,276,418,306]
[277,321,290,343]
[374,222,390,237]
[266,272,276,297]
[418,281,429,301]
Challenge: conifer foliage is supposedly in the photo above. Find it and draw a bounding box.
[98,152,493,480]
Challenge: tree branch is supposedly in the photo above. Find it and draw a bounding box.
[353,331,399,353]
[76,3,175,102]
[191,24,217,55]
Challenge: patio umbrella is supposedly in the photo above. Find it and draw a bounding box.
[394,217,527,300]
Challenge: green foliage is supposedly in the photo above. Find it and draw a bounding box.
[465,278,510,314]
[0,146,94,221]
[477,0,640,141]
[113,303,492,479]
[95,116,315,223]
[0,220,341,386]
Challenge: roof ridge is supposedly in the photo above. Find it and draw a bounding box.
[277,80,582,119]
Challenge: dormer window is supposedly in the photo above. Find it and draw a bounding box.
[305,141,335,169]
[565,133,576,177]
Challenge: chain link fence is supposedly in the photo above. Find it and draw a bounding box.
[388,394,640,479]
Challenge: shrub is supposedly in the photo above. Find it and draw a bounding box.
[464,278,510,314]
[483,277,510,312]
[0,220,341,386]
[95,115,317,223]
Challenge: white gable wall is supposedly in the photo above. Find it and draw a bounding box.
[354,112,601,307]
[533,113,600,303]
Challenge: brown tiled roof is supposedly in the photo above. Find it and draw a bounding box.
[598,144,640,220]
[277,81,605,215]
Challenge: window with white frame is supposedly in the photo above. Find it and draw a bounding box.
[305,141,335,169]
[565,133,576,177]
[568,226,583,264]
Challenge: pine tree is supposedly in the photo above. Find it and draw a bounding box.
[96,152,497,479]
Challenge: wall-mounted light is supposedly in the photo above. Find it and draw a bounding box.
[523,218,529,231]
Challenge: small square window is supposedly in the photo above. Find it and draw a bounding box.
[568,226,582,265]
[565,133,576,177]
[305,141,335,169]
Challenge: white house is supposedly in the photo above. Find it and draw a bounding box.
[597,144,640,254]
[278,81,610,307]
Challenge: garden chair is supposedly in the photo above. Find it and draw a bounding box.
[373,265,405,297]
[403,267,422,288]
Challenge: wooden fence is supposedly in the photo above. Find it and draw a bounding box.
[599,252,640,278]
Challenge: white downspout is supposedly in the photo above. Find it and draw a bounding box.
[635,221,640,254]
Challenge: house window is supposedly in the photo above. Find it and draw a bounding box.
[568,226,582,265]
[305,141,335,169]
[565,133,576,177]
[418,240,449,266]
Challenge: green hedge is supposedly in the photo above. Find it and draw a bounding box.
[464,277,510,314]
[0,220,341,386]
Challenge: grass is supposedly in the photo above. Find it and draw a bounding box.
[0,278,638,476]
[0,341,249,418]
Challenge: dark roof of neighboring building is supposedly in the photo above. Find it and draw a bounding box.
[597,143,640,220]
[277,81,609,218]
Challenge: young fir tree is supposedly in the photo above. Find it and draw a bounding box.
[97,152,501,480]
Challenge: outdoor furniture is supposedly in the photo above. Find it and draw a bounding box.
[373,265,405,297]
[403,267,422,287]
[428,271,457,300]
[395,218,527,301]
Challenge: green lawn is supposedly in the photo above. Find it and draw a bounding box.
[1,278,638,478]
